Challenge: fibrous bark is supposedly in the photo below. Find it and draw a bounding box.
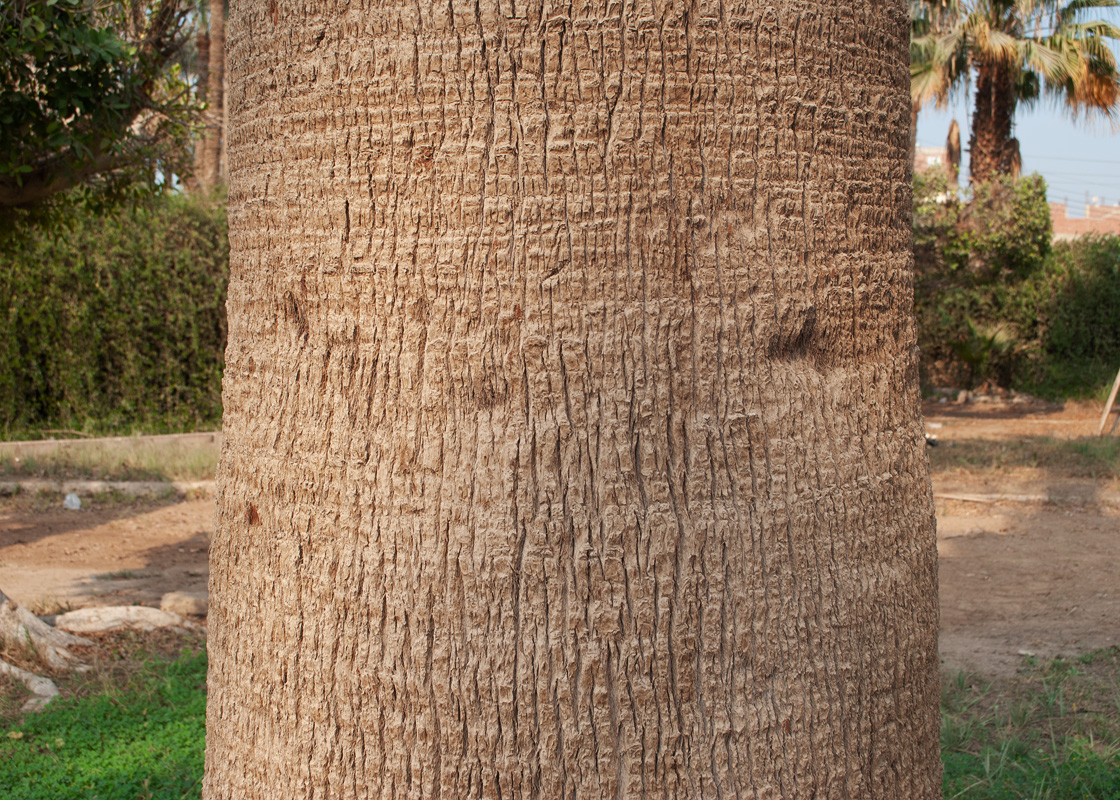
[200,0,225,188]
[947,118,961,183]
[969,59,1018,184]
[206,1,941,797]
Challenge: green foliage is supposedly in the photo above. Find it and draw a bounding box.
[957,175,1052,283]
[0,192,227,438]
[1040,236,1120,365]
[914,172,1120,397]
[0,649,205,800]
[951,320,1017,387]
[0,0,198,206]
[941,651,1120,799]
[914,172,1051,285]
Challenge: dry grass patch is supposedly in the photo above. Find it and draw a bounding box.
[929,436,1120,481]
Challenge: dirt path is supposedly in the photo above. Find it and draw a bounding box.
[0,499,211,612]
[927,397,1120,675]
[1,397,1117,677]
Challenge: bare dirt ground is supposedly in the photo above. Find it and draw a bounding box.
[0,498,211,613]
[0,397,1116,678]
[928,397,1120,676]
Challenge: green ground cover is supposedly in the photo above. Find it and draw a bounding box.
[2,644,1118,798]
[942,649,1120,799]
[0,647,205,800]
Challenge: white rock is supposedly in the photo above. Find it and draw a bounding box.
[54,605,193,633]
[160,591,208,617]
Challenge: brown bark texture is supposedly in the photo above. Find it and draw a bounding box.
[202,0,225,188]
[968,59,1016,184]
[205,1,940,798]
[190,30,211,191]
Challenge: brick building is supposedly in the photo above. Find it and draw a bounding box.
[1050,202,1120,241]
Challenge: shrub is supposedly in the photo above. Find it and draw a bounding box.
[912,169,1120,398]
[1018,236,1120,398]
[0,192,228,438]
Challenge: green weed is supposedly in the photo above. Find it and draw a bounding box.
[0,647,205,800]
[942,648,1120,798]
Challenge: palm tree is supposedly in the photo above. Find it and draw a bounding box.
[911,0,1120,184]
[203,1,942,796]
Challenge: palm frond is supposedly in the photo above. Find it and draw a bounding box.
[1057,0,1120,28]
[985,28,1025,60]
[1022,39,1079,81]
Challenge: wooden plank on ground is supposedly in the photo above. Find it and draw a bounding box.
[1098,366,1120,436]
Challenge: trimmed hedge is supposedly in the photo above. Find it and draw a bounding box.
[0,194,227,438]
[913,172,1120,399]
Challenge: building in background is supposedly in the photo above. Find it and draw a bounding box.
[1049,201,1120,241]
[914,145,950,176]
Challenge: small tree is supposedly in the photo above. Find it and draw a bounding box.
[0,0,200,207]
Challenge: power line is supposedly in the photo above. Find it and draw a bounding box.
[1022,153,1120,166]
[1027,170,1120,179]
[1036,177,1120,190]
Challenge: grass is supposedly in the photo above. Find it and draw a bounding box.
[1,635,1118,798]
[942,648,1120,799]
[0,631,206,800]
[0,437,220,483]
[93,570,139,581]
[929,435,1120,481]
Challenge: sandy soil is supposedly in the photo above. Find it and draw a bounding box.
[1,396,1117,677]
[0,499,211,612]
[927,397,1120,675]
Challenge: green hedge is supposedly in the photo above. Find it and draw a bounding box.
[913,172,1120,399]
[0,194,227,438]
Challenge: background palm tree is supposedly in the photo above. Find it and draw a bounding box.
[911,0,1120,184]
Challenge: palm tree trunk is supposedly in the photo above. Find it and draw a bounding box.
[204,2,941,797]
[189,29,210,191]
[911,102,920,166]
[201,0,224,188]
[969,59,1017,183]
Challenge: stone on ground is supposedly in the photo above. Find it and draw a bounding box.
[54,605,194,633]
[160,590,208,617]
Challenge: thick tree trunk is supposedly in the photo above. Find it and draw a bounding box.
[201,0,225,188]
[969,59,1017,184]
[205,2,940,798]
